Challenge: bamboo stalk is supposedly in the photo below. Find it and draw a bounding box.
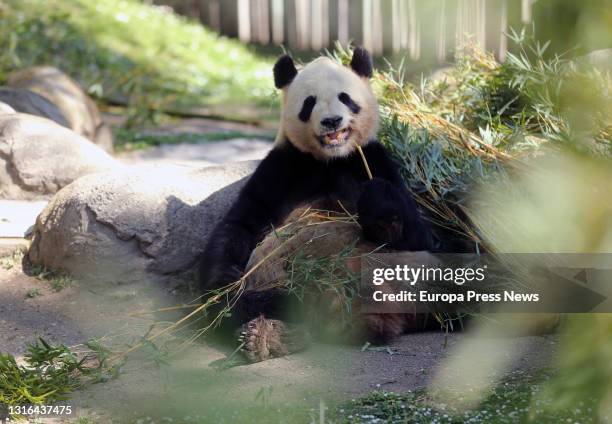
[354,142,374,179]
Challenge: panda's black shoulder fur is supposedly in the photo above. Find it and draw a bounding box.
[199,139,433,296]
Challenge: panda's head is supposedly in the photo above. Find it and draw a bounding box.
[273,47,379,160]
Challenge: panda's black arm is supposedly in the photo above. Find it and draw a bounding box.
[360,141,407,186]
[359,141,434,250]
[199,145,313,292]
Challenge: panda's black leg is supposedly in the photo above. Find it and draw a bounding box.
[231,288,303,324]
[209,289,304,337]
[357,178,432,250]
[356,143,433,250]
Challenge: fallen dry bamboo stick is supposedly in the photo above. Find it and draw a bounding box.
[129,304,202,317]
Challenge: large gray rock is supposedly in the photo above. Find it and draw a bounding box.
[0,101,16,115]
[8,66,114,152]
[28,161,258,286]
[0,113,121,200]
[0,87,70,127]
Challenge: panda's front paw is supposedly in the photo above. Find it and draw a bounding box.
[238,315,310,363]
[357,178,406,246]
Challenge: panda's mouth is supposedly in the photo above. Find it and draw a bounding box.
[319,127,352,148]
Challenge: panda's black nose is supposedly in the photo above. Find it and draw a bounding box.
[321,115,343,129]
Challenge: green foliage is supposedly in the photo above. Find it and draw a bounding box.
[424,40,500,129]
[124,404,316,424]
[541,315,612,419]
[0,346,76,407]
[28,264,73,292]
[373,33,611,250]
[424,29,611,153]
[0,0,275,123]
[24,288,42,298]
[0,249,24,271]
[284,243,359,326]
[334,374,599,423]
[0,338,115,408]
[368,34,612,423]
[482,31,610,150]
[381,117,499,199]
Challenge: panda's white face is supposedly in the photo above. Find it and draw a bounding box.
[278,57,379,160]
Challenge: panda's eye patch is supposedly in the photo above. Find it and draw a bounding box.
[338,92,361,114]
[298,95,317,122]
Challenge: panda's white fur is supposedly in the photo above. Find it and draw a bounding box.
[276,57,379,160]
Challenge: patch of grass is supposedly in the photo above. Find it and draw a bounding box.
[48,275,72,292]
[114,128,274,151]
[0,249,24,271]
[0,341,83,407]
[333,373,599,423]
[25,288,42,298]
[28,265,74,292]
[125,405,315,424]
[0,0,276,123]
[0,338,118,411]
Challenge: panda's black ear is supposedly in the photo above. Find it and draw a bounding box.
[273,55,298,89]
[350,46,373,78]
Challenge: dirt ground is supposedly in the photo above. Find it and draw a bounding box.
[0,254,559,422]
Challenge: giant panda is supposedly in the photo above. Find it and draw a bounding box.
[199,47,434,362]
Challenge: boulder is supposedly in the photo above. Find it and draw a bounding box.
[28,161,258,286]
[0,113,121,200]
[7,66,114,152]
[0,87,70,127]
[0,101,16,115]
